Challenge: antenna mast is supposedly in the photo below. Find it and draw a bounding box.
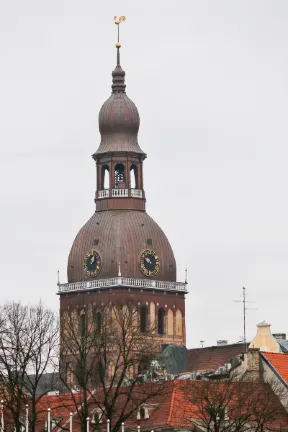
[233,286,257,353]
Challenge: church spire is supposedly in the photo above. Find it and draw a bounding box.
[112,16,126,93]
[93,16,146,212]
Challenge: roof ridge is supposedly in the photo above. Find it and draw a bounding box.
[167,383,177,425]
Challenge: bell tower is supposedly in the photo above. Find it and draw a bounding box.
[93,17,146,212]
[59,18,188,350]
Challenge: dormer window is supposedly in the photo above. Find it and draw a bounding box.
[91,410,103,425]
[45,418,62,431]
[137,405,149,420]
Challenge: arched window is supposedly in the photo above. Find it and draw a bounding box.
[79,312,86,337]
[114,163,125,187]
[101,165,110,189]
[130,164,138,189]
[94,311,102,332]
[150,302,155,332]
[158,308,165,335]
[167,309,174,336]
[176,309,183,336]
[138,360,148,375]
[140,305,147,333]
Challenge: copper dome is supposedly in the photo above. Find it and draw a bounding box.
[67,210,176,283]
[95,93,145,155]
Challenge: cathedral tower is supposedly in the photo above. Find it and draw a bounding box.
[58,21,187,348]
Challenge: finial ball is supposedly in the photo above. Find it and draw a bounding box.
[116,42,121,48]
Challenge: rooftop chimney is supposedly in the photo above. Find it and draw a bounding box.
[249,321,280,353]
[217,340,228,346]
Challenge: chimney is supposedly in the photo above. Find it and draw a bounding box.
[247,348,260,372]
[249,321,280,353]
[217,340,228,346]
[272,333,286,340]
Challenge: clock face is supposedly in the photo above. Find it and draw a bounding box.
[140,249,160,278]
[83,250,102,278]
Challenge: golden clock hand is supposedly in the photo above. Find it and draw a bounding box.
[145,257,151,264]
[91,255,95,264]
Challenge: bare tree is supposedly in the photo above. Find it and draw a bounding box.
[0,301,59,432]
[59,302,168,432]
[179,376,288,432]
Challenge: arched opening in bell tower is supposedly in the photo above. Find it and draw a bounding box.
[130,164,138,189]
[101,165,110,189]
[114,163,125,188]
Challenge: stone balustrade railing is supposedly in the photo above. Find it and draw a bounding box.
[58,277,188,294]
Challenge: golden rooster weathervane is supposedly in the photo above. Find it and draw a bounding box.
[114,16,126,48]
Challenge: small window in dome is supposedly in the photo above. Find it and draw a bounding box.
[147,239,152,246]
[94,239,99,246]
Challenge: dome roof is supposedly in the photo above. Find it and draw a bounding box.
[99,93,139,135]
[93,55,145,157]
[95,93,145,155]
[67,210,176,283]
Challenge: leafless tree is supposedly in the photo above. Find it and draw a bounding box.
[59,302,168,432]
[180,375,288,432]
[0,301,59,432]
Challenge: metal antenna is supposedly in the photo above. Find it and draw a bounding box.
[185,268,188,284]
[200,340,205,348]
[57,270,60,286]
[233,287,257,352]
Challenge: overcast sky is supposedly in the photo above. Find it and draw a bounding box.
[0,0,288,348]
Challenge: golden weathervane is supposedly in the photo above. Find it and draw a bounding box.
[114,16,126,48]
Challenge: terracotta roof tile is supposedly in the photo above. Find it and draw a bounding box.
[262,352,288,384]
[187,343,247,372]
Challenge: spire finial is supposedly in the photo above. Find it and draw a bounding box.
[112,16,126,92]
[114,16,126,44]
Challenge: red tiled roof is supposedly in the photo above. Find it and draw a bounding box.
[187,343,247,372]
[262,352,288,384]
[32,379,288,431]
[167,380,288,429]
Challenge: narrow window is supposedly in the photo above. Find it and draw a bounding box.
[167,309,174,336]
[150,302,155,332]
[140,407,146,420]
[80,313,86,337]
[140,305,147,333]
[94,311,102,331]
[158,308,165,335]
[176,309,183,336]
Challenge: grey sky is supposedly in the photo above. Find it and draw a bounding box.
[0,0,288,348]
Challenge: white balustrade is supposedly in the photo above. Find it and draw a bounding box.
[98,190,109,199]
[131,189,143,198]
[112,188,129,197]
[58,277,187,293]
[97,189,143,199]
